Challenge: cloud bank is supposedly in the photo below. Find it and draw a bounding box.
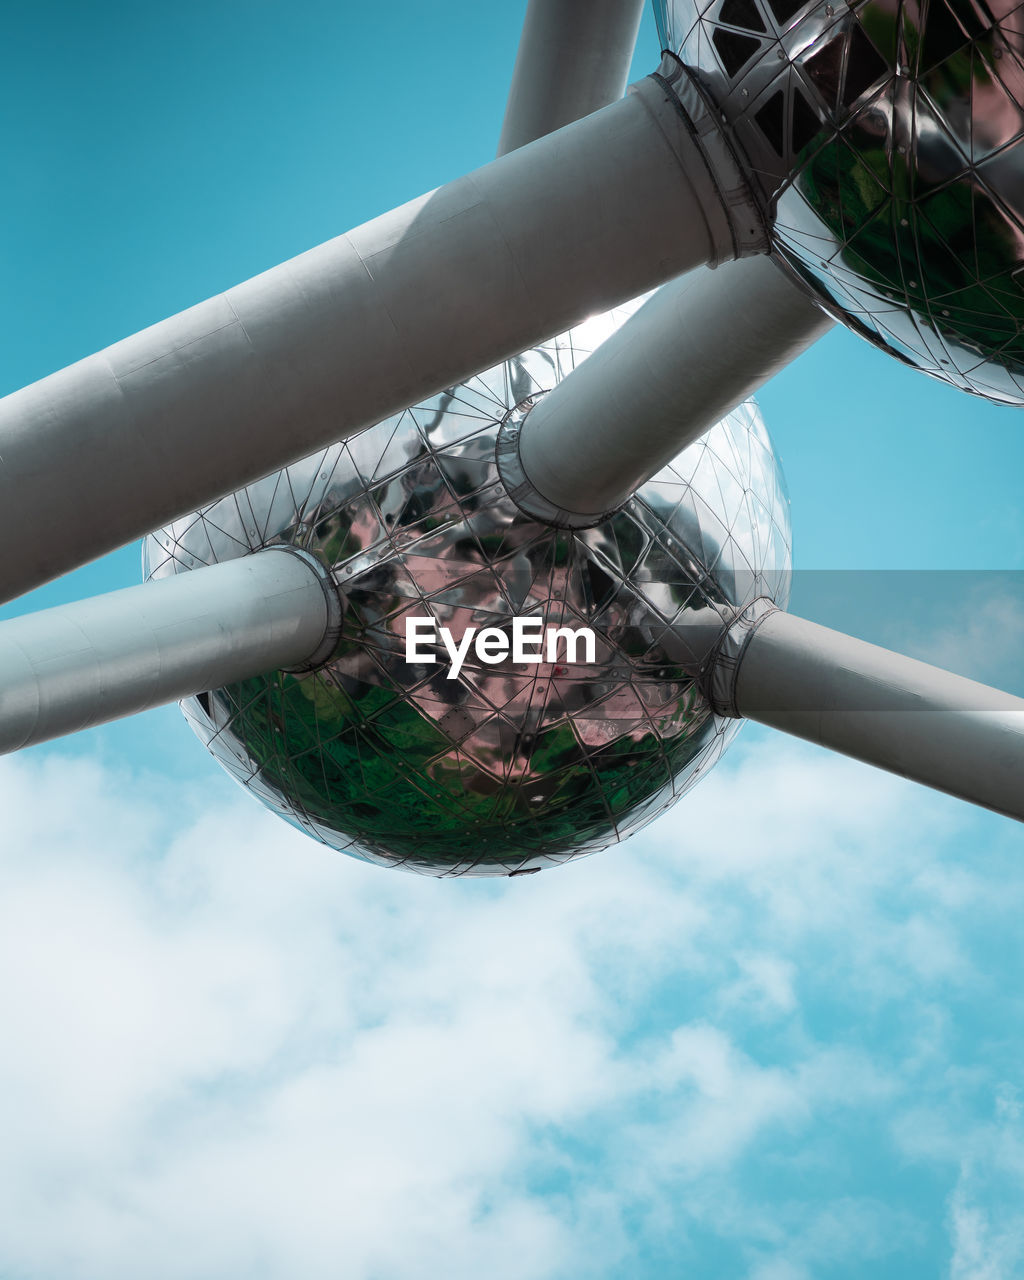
[0,735,1020,1278]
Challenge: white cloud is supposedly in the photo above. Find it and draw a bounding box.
[0,736,1016,1276]
[949,1166,1024,1280]
[719,950,798,1017]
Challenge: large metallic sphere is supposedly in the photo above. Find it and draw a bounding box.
[659,0,1024,403]
[146,306,791,877]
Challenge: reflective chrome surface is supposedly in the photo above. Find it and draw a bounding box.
[658,0,1024,404]
[146,304,791,877]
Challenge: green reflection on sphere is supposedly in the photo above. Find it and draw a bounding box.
[149,317,790,877]
[659,0,1024,403]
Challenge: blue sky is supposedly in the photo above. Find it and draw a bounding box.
[1,3,1023,1277]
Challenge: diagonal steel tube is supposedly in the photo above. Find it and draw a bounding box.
[0,79,751,606]
[0,548,339,754]
[497,0,646,155]
[684,601,1024,822]
[510,258,834,526]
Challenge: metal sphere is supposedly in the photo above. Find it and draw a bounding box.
[659,0,1024,403]
[146,305,791,877]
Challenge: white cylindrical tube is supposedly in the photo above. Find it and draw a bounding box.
[732,608,1024,822]
[513,256,833,523]
[0,548,338,754]
[0,79,743,606]
[497,0,646,155]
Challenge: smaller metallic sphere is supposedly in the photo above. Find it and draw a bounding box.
[659,0,1024,404]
